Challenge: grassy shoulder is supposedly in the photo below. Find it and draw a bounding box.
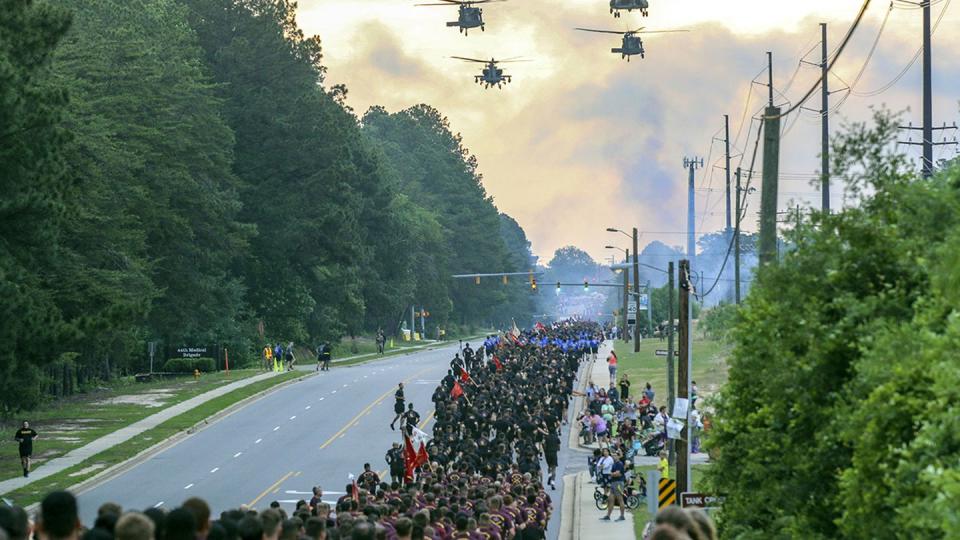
[0,369,267,483]
[612,335,728,406]
[1,370,303,506]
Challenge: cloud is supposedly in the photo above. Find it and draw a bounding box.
[297,0,960,263]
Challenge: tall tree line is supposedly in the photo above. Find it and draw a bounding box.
[0,0,533,411]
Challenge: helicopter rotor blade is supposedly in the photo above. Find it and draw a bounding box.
[450,56,489,63]
[635,29,690,34]
[574,27,624,35]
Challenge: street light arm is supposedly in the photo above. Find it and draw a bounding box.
[605,228,633,240]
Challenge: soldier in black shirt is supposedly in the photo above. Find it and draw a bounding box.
[385,442,404,484]
[358,462,380,494]
[389,383,405,431]
[14,421,38,477]
[401,403,420,436]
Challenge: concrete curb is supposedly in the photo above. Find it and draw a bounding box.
[21,371,316,511]
[557,473,576,540]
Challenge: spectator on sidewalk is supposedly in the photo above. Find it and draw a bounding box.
[600,451,627,522]
[607,351,618,380]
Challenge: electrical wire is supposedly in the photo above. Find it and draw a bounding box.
[851,0,950,97]
[764,0,873,120]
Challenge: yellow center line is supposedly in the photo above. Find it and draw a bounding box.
[418,409,436,430]
[319,366,434,450]
[248,471,294,507]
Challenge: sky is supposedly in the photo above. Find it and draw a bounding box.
[295,0,960,263]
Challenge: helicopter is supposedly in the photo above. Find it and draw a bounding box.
[609,0,649,17]
[575,27,688,61]
[451,56,526,89]
[416,0,505,35]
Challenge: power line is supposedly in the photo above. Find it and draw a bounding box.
[850,0,950,97]
[764,0,873,121]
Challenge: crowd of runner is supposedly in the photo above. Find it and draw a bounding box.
[3,321,716,540]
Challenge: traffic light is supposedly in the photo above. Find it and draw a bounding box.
[531,278,538,291]
[502,275,508,284]
[556,281,561,291]
[584,280,589,291]
[475,276,481,285]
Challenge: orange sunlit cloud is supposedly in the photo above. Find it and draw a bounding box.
[297,0,960,262]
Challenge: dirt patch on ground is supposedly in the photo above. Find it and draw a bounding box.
[94,388,176,408]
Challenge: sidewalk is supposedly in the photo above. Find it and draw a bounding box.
[0,370,288,495]
[561,342,634,539]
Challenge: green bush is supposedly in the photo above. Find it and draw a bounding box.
[162,357,216,373]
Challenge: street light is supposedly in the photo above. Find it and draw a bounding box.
[606,227,632,240]
[607,227,642,352]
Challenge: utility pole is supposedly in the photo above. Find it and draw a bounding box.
[760,51,781,265]
[622,249,629,342]
[411,305,417,341]
[677,259,692,492]
[821,22,831,211]
[724,114,732,232]
[683,157,703,269]
[632,228,641,352]
[646,280,653,338]
[734,168,742,305]
[666,261,676,466]
[922,0,933,178]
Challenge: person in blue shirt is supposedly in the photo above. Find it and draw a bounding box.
[601,452,627,521]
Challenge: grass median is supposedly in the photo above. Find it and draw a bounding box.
[0,370,271,483]
[1,370,303,506]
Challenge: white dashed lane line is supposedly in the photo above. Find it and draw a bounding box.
[289,416,296,420]
[273,426,280,431]
[154,502,164,508]
[319,397,325,401]
[211,467,219,473]
[234,452,242,458]
[305,406,311,410]
[255,438,262,444]
[184,484,194,490]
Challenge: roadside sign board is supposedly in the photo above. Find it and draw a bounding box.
[680,492,726,510]
[655,350,680,357]
[658,478,677,509]
[627,303,637,324]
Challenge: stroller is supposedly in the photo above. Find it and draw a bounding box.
[638,427,665,457]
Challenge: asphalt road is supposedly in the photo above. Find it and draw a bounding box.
[75,343,578,537]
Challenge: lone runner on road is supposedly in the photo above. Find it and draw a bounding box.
[389,382,405,431]
[15,421,38,477]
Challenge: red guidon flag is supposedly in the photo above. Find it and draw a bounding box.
[403,435,418,482]
[492,356,503,372]
[460,369,470,383]
[416,441,429,468]
[451,380,464,400]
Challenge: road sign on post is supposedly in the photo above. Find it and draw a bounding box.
[627,303,637,325]
[680,492,726,511]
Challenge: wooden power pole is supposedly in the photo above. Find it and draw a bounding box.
[677,259,692,492]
